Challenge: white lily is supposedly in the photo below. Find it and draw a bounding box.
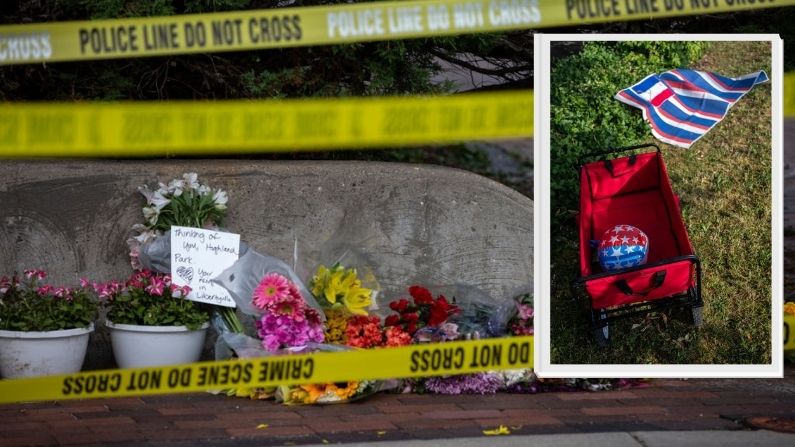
[183,172,200,191]
[151,190,171,211]
[142,206,158,225]
[138,185,154,203]
[198,184,211,196]
[213,189,228,211]
[168,179,184,197]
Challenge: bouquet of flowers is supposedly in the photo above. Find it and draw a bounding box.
[128,172,228,271]
[280,380,382,404]
[427,284,516,340]
[274,343,396,405]
[217,270,395,404]
[251,273,324,352]
[97,270,208,330]
[384,286,460,339]
[310,264,374,316]
[310,262,398,348]
[0,269,99,332]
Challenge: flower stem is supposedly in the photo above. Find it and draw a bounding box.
[220,306,244,333]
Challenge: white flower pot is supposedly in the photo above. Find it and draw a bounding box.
[0,324,94,379]
[106,321,209,368]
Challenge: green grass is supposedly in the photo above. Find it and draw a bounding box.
[550,41,772,364]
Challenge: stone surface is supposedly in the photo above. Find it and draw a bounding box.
[0,160,533,367]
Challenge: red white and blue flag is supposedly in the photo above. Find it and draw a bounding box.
[616,69,768,148]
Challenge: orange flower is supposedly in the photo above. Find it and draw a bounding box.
[785,302,795,316]
[329,381,359,400]
[299,384,326,403]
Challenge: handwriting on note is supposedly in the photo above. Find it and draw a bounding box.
[170,226,240,307]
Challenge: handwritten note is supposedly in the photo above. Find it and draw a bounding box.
[170,226,240,307]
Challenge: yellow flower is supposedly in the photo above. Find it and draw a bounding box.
[282,385,312,404]
[313,264,374,314]
[323,273,345,305]
[311,265,331,297]
[323,308,348,344]
[343,283,372,316]
[785,302,795,316]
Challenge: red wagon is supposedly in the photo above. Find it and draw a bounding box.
[573,144,703,346]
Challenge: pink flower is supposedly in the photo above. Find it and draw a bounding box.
[36,285,54,295]
[0,276,10,294]
[288,282,304,301]
[267,294,306,321]
[145,276,165,296]
[439,322,460,341]
[517,304,534,320]
[94,280,124,301]
[170,284,191,298]
[24,269,47,280]
[127,270,152,289]
[255,307,324,353]
[252,273,291,310]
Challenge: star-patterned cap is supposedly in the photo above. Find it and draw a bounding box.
[598,224,649,272]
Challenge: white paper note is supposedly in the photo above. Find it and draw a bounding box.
[170,226,240,307]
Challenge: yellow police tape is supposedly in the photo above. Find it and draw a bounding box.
[0,91,532,157]
[785,314,795,352]
[0,0,792,65]
[0,336,532,404]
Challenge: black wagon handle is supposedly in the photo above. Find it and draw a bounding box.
[578,143,660,168]
[614,270,666,297]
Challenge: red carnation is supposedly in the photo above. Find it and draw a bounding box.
[385,326,411,347]
[409,286,434,305]
[402,312,419,323]
[388,298,410,312]
[428,305,449,327]
[345,315,383,348]
[406,322,418,335]
[385,314,400,326]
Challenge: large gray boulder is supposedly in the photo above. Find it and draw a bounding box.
[0,160,533,367]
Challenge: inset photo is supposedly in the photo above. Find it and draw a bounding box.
[535,35,783,377]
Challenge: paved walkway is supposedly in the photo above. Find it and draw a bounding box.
[1,367,793,446]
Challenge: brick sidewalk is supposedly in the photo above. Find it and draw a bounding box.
[1,367,794,447]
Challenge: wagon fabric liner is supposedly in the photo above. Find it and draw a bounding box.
[577,146,701,313]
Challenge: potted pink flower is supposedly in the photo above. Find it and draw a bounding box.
[99,270,210,368]
[0,269,99,378]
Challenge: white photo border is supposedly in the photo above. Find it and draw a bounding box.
[535,33,783,378]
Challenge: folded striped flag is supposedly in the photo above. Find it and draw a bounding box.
[616,69,769,148]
